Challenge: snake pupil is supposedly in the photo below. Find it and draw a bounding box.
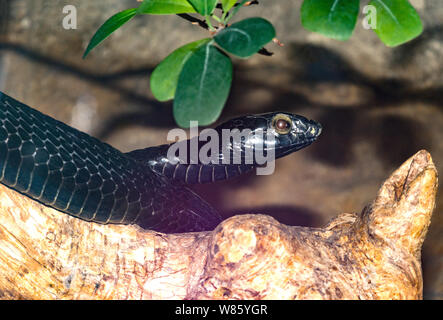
[276,119,289,130]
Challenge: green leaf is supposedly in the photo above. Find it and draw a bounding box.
[173,42,233,127]
[137,0,196,14]
[214,17,276,58]
[150,38,211,101]
[225,0,249,22]
[301,0,360,41]
[83,8,137,58]
[186,0,217,16]
[368,0,423,47]
[221,0,237,12]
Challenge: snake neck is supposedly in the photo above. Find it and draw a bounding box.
[126,139,255,184]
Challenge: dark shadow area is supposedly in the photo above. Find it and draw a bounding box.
[190,165,322,228]
[0,42,173,127]
[290,43,357,83]
[224,205,322,228]
[308,108,434,169]
[422,243,432,299]
[97,110,176,140]
[0,0,10,38]
[287,43,410,103]
[191,169,260,209]
[421,212,443,300]
[0,43,156,83]
[391,26,443,68]
[192,174,322,228]
[288,42,443,108]
[374,114,433,169]
[308,109,358,167]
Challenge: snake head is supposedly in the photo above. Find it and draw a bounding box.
[215,112,322,161]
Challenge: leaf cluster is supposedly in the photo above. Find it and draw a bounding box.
[301,0,422,46]
[84,0,423,127]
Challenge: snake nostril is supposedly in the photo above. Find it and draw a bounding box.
[308,120,323,137]
[306,121,322,138]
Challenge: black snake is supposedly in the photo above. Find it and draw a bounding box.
[0,91,322,233]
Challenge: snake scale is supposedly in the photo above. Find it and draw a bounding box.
[0,91,322,233]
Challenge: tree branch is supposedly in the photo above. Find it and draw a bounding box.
[176,1,275,57]
[0,150,436,299]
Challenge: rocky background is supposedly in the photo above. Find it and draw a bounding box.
[0,0,441,299]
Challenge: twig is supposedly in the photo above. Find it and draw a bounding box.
[176,1,274,57]
[273,38,284,47]
[258,48,273,56]
[176,13,209,30]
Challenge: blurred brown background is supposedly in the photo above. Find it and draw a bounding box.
[0,0,441,299]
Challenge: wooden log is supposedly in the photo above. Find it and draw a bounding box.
[0,150,438,299]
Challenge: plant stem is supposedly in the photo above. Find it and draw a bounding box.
[211,15,222,23]
[225,0,250,23]
[205,16,216,31]
[176,2,273,57]
[221,10,228,23]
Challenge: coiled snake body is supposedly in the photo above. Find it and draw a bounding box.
[0,92,322,233]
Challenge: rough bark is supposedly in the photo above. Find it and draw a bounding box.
[0,150,438,299]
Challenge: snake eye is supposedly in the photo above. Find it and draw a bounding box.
[272,114,292,134]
